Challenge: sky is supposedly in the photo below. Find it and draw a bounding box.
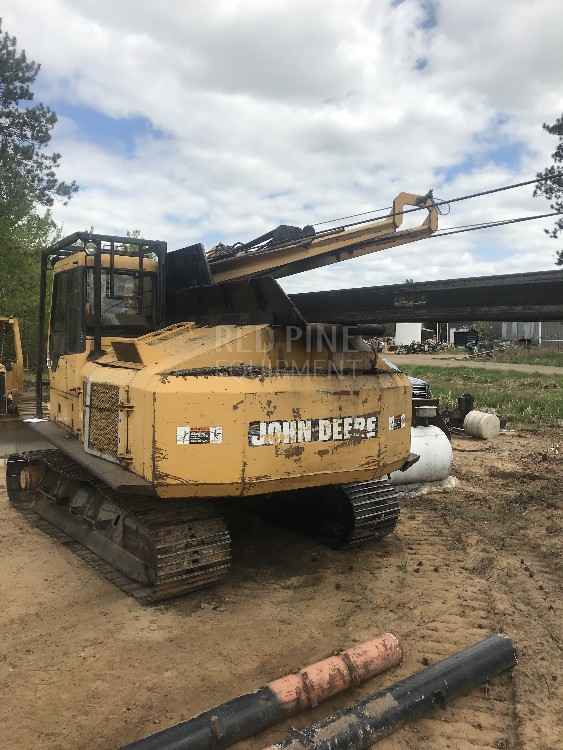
[3,0,563,294]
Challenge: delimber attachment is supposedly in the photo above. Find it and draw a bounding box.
[121,633,401,750]
[264,634,517,750]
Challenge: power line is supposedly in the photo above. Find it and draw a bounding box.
[430,210,563,238]
[312,174,562,228]
[211,178,563,263]
[313,204,393,226]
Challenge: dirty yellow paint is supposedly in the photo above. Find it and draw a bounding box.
[50,321,412,499]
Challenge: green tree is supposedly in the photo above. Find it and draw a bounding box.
[0,18,77,364]
[534,114,563,266]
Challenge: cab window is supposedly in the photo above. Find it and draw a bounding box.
[85,270,155,331]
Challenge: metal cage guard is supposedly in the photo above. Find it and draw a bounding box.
[35,233,167,419]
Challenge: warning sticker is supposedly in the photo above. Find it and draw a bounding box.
[176,425,223,445]
[388,414,407,431]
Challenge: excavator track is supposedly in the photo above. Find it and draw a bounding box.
[255,477,400,549]
[6,451,231,604]
[317,477,401,548]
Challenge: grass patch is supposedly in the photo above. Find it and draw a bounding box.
[419,348,563,366]
[403,365,563,427]
[491,349,563,367]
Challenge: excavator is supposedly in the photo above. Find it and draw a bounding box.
[6,192,438,602]
[0,317,24,416]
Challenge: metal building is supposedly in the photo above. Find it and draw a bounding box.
[501,321,563,344]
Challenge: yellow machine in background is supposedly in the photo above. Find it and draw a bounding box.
[0,317,24,416]
[7,192,437,601]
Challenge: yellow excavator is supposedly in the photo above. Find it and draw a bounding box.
[0,317,24,416]
[6,192,437,602]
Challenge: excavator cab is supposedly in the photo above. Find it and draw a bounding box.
[36,234,167,413]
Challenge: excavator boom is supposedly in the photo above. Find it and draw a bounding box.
[207,192,438,284]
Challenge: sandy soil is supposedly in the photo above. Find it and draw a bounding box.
[0,430,561,750]
[389,353,563,375]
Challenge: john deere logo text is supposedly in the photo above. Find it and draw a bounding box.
[248,415,378,447]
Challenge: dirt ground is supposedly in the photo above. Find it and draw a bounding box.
[0,429,562,750]
[390,353,563,376]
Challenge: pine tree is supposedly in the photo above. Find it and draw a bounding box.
[534,115,563,266]
[0,19,78,227]
[0,19,78,364]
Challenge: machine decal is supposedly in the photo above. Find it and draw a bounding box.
[388,414,407,431]
[248,415,378,447]
[177,425,224,445]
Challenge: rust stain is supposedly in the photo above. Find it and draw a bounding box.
[283,445,304,460]
[240,460,248,495]
[154,445,168,463]
[232,399,244,411]
[154,471,194,485]
[264,399,275,418]
[322,389,360,397]
[151,392,157,482]
[346,435,364,447]
[327,437,366,454]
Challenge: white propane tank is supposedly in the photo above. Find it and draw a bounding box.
[463,410,501,440]
[390,426,453,485]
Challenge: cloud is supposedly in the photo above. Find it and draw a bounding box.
[3,0,563,294]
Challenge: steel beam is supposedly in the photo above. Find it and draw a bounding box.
[290,269,563,323]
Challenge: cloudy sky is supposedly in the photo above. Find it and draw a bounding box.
[3,0,563,293]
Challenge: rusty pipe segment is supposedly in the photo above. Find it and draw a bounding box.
[121,633,401,750]
[263,634,517,750]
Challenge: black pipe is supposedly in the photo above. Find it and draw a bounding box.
[35,251,48,418]
[267,634,516,750]
[121,687,286,750]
